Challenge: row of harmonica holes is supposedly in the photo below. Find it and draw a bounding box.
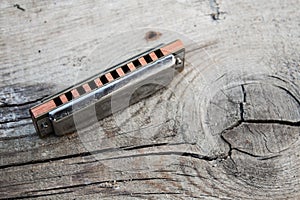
[53,49,164,106]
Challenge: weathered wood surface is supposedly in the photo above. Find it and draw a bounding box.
[0,0,299,199]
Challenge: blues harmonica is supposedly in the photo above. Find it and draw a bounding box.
[30,40,185,137]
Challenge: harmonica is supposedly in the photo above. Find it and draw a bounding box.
[30,40,185,137]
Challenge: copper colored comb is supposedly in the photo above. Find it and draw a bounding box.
[30,40,185,137]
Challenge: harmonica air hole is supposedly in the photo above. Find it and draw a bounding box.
[121,65,130,74]
[100,75,109,85]
[110,70,120,79]
[65,91,73,101]
[76,86,86,95]
[154,49,164,58]
[88,80,98,90]
[53,97,63,106]
[144,54,153,63]
[132,59,142,68]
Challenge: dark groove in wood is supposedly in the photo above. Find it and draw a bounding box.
[0,96,48,108]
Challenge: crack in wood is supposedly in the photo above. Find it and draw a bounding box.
[0,143,197,169]
[122,142,169,151]
[0,117,31,125]
[4,178,175,199]
[220,119,299,162]
[0,151,91,170]
[3,190,73,200]
[219,84,300,163]
[209,0,226,20]
[13,4,26,12]
[243,119,300,126]
[0,95,48,108]
[275,85,300,106]
[97,151,226,163]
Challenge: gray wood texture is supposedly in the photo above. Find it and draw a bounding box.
[1,0,299,199]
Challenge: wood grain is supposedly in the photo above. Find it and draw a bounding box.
[0,0,299,199]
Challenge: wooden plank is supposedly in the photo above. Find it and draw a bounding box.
[0,0,300,199]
